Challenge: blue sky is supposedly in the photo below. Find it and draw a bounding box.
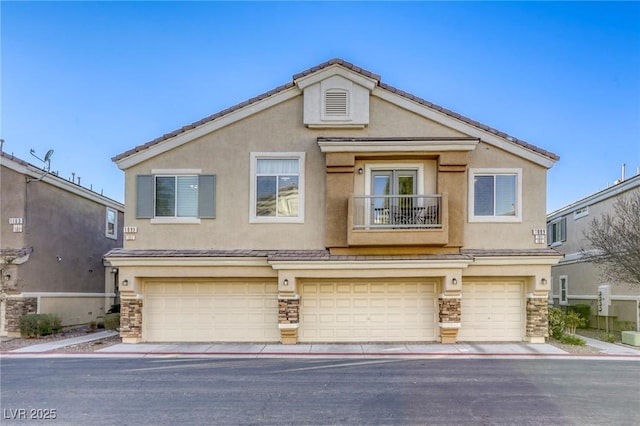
[2,1,639,213]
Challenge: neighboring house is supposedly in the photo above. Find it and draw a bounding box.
[547,172,640,331]
[0,149,124,336]
[106,58,561,345]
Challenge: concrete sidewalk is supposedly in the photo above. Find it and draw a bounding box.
[577,335,640,356]
[92,340,640,358]
[94,341,570,356]
[4,331,640,358]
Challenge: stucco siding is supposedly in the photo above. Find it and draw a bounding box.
[123,94,476,251]
[464,143,548,249]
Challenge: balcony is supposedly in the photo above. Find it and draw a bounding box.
[348,193,449,246]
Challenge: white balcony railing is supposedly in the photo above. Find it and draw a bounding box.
[353,194,443,229]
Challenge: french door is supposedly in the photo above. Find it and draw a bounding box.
[371,169,417,225]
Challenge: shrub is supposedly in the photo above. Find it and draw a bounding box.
[19,314,40,338]
[107,303,120,314]
[19,314,62,338]
[565,311,587,334]
[568,304,591,328]
[559,334,586,346]
[548,307,566,339]
[103,313,120,331]
[614,320,635,332]
[598,332,618,343]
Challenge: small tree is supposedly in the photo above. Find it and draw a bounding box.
[565,311,586,335]
[582,191,640,288]
[548,307,566,339]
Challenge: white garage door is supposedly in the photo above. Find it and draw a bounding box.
[458,281,524,342]
[299,279,437,342]
[144,279,279,342]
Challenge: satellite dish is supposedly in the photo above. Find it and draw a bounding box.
[28,148,55,182]
[44,149,54,163]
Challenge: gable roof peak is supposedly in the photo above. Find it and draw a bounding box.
[113,58,559,166]
[292,58,381,83]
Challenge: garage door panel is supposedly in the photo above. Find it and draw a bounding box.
[299,280,436,342]
[144,280,279,343]
[458,281,524,342]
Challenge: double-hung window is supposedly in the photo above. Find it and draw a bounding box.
[547,217,567,245]
[469,168,522,222]
[136,170,216,223]
[250,153,305,223]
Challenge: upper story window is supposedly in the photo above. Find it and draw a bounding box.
[468,168,522,222]
[155,175,199,217]
[574,206,589,220]
[105,207,117,240]
[547,217,567,246]
[250,152,305,223]
[136,170,216,223]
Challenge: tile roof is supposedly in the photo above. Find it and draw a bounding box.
[112,58,559,162]
[106,248,562,261]
[105,248,472,262]
[461,248,563,257]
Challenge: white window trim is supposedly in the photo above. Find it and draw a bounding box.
[249,152,305,223]
[151,168,202,175]
[150,217,201,225]
[105,207,118,240]
[559,275,569,305]
[468,168,522,223]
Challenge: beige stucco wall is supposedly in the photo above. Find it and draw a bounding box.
[122,94,479,251]
[464,143,548,249]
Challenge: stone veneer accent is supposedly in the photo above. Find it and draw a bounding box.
[439,296,461,344]
[120,298,143,339]
[278,297,299,325]
[526,297,549,339]
[439,298,461,323]
[5,297,38,334]
[278,296,299,344]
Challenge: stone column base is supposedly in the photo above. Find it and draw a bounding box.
[120,297,143,341]
[526,296,549,343]
[439,323,460,344]
[279,324,298,345]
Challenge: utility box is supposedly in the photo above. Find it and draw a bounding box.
[621,331,640,347]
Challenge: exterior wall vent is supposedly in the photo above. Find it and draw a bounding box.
[324,90,348,117]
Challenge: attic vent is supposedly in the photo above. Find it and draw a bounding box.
[324,90,348,116]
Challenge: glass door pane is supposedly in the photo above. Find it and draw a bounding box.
[395,171,416,216]
[372,172,391,224]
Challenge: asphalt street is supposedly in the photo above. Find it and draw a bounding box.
[1,357,639,425]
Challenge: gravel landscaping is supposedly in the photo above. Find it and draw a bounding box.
[0,326,122,352]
